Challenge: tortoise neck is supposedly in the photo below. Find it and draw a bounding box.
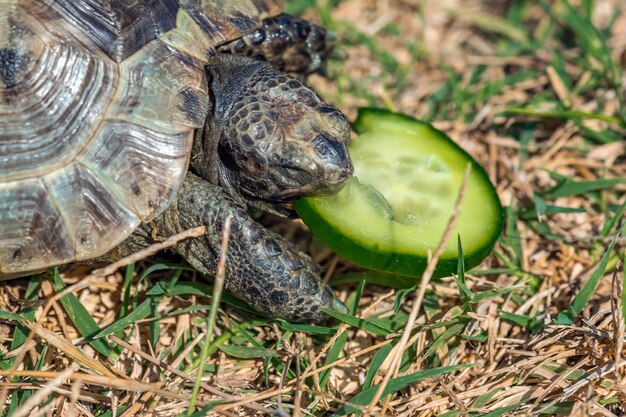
[190,54,266,200]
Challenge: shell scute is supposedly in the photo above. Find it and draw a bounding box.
[0,40,117,182]
[0,179,74,274]
[42,163,140,261]
[51,0,180,62]
[0,0,284,274]
[77,120,192,221]
[181,0,282,45]
[109,40,207,131]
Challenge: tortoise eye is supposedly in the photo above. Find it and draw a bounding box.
[319,105,338,114]
[313,134,346,161]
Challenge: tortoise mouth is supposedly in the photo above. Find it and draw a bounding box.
[216,145,352,217]
[276,160,352,198]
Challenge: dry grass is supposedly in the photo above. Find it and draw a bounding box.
[2,0,626,416]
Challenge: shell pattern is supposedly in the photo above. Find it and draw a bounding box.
[0,0,282,274]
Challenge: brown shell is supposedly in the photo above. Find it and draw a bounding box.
[0,0,283,274]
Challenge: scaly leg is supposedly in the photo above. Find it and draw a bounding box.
[217,14,334,75]
[114,173,346,322]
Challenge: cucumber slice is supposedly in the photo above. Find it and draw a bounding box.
[294,108,503,278]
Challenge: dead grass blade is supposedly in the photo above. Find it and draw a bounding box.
[20,322,115,378]
[612,261,625,379]
[0,370,209,407]
[10,368,74,417]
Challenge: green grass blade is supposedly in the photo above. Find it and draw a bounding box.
[461,331,488,343]
[556,225,624,324]
[93,298,153,339]
[471,388,502,408]
[146,281,212,296]
[447,9,528,42]
[279,322,337,335]
[453,236,473,303]
[322,308,393,336]
[333,364,475,416]
[481,402,527,417]
[503,205,523,268]
[120,264,135,316]
[471,287,520,304]
[319,329,348,389]
[0,309,25,322]
[600,197,626,238]
[362,343,393,390]
[0,277,41,369]
[578,123,624,144]
[501,311,542,332]
[544,176,626,199]
[228,318,263,348]
[422,322,467,360]
[436,412,458,417]
[49,270,113,359]
[555,0,622,85]
[394,286,415,314]
[147,281,257,313]
[502,108,626,127]
[520,202,585,220]
[536,402,574,414]
[137,262,193,282]
[344,278,366,316]
[149,294,163,351]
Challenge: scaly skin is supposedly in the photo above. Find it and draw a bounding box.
[218,14,332,75]
[113,173,346,322]
[110,53,353,322]
[202,55,351,214]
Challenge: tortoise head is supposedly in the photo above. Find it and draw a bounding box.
[206,55,352,213]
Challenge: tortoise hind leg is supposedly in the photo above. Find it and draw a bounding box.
[217,14,333,75]
[120,173,346,322]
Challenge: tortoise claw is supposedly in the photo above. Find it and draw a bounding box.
[331,295,349,315]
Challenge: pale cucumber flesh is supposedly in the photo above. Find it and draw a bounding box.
[306,128,500,259]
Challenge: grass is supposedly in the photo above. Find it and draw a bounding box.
[2,0,626,415]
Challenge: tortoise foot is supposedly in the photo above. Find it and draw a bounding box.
[217,14,333,75]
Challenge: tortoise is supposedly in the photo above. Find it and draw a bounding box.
[0,0,353,322]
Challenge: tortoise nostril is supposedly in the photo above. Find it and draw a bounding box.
[340,161,353,179]
[332,162,353,185]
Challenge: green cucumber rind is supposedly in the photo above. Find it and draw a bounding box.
[354,107,428,134]
[295,197,498,278]
[296,108,504,279]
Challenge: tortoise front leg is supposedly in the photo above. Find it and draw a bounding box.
[125,173,346,322]
[217,14,333,75]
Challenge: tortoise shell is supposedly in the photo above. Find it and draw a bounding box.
[0,0,283,274]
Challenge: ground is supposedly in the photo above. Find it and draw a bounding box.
[1,0,626,416]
